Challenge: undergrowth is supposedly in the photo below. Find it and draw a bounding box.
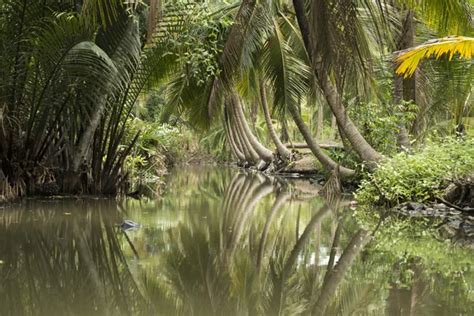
[355,137,474,205]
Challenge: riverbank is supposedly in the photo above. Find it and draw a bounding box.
[354,138,473,246]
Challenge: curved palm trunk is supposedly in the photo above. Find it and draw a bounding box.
[287,103,355,178]
[230,116,252,162]
[315,67,383,165]
[226,97,258,163]
[227,127,245,162]
[234,120,258,163]
[231,92,274,162]
[259,84,292,160]
[230,99,260,163]
[224,109,245,162]
[292,0,382,168]
[225,119,245,162]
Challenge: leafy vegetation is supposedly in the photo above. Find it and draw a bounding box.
[0,1,473,313]
[356,138,474,205]
[348,100,418,155]
[0,0,472,205]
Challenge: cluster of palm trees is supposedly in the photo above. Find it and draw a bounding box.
[0,0,472,200]
[0,0,192,200]
[207,0,472,175]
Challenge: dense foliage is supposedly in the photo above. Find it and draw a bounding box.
[0,0,472,202]
[356,138,474,205]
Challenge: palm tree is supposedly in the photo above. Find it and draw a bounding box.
[259,82,292,161]
[291,0,384,167]
[195,0,358,174]
[0,0,190,198]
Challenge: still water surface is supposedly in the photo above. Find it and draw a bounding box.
[0,166,473,315]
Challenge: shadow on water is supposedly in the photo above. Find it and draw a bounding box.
[0,166,473,315]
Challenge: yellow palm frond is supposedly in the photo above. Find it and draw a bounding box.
[395,36,474,78]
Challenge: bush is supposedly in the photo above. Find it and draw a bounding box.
[349,100,418,155]
[124,119,191,179]
[355,138,474,205]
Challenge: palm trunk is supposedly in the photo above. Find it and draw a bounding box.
[292,0,382,168]
[231,92,274,162]
[394,66,410,150]
[280,117,290,142]
[224,108,245,161]
[146,0,162,44]
[394,10,415,150]
[316,66,383,165]
[230,99,260,163]
[259,84,291,160]
[232,114,256,163]
[330,114,337,140]
[287,102,355,178]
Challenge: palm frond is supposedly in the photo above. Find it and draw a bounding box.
[207,0,258,120]
[261,16,311,117]
[82,0,124,28]
[398,0,473,35]
[395,36,474,77]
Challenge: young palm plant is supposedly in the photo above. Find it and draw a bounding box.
[0,0,189,199]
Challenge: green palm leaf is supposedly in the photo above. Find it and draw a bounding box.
[261,16,311,117]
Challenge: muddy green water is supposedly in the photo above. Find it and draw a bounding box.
[0,166,473,315]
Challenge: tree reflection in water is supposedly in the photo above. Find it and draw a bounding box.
[0,199,148,315]
[0,167,472,315]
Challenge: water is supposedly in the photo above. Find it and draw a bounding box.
[0,166,472,315]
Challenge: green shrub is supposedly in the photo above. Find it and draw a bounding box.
[124,119,192,180]
[349,100,418,155]
[355,137,474,205]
